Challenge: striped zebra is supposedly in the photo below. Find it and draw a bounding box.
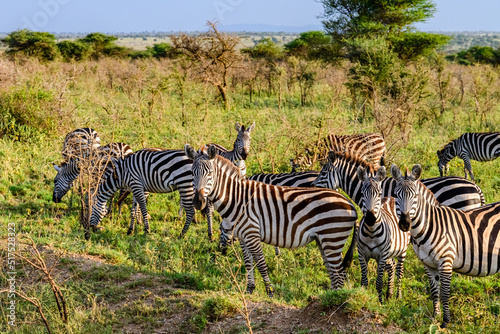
[357,166,410,304]
[437,132,500,181]
[85,149,212,240]
[53,142,133,203]
[247,171,319,187]
[61,127,101,160]
[298,133,386,170]
[185,144,358,295]
[391,163,500,328]
[312,151,485,211]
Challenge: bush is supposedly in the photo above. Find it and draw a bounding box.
[57,40,91,61]
[1,29,58,61]
[201,296,237,321]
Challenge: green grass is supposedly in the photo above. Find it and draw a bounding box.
[1,56,500,333]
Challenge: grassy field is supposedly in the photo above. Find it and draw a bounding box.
[0,55,500,333]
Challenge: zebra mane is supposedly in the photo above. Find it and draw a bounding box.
[331,151,376,174]
[212,155,244,180]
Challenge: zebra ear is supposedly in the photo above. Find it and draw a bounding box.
[376,166,386,181]
[246,122,255,133]
[328,151,336,162]
[235,122,242,132]
[357,166,367,182]
[184,144,197,160]
[207,145,217,160]
[391,164,402,180]
[53,163,61,172]
[411,164,422,180]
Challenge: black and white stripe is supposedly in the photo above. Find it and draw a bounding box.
[437,132,500,181]
[248,171,319,187]
[298,133,386,169]
[312,151,485,211]
[61,127,101,160]
[357,166,410,303]
[85,149,211,240]
[391,163,500,328]
[185,144,358,296]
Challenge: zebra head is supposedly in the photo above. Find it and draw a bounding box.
[185,144,217,211]
[233,122,255,160]
[391,164,422,232]
[52,160,80,203]
[312,151,340,190]
[437,143,455,177]
[358,166,385,226]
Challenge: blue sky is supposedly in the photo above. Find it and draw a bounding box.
[0,0,499,33]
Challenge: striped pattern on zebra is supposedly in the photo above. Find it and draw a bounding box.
[247,171,319,187]
[53,142,133,203]
[61,127,101,160]
[185,144,358,295]
[437,132,500,181]
[85,149,209,240]
[312,151,485,211]
[357,166,410,304]
[208,122,255,178]
[391,163,500,328]
[298,133,386,169]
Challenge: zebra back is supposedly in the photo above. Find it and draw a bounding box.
[247,171,319,187]
[62,128,101,161]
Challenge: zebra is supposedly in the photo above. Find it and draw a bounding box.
[61,127,101,161]
[53,142,133,204]
[312,151,485,211]
[208,122,255,178]
[357,165,410,304]
[297,133,386,170]
[437,132,500,181]
[391,163,500,328]
[247,171,319,188]
[185,144,358,296]
[85,149,214,240]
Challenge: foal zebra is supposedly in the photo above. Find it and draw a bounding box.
[298,133,386,169]
[437,132,500,181]
[357,166,410,303]
[53,142,133,203]
[185,144,358,295]
[312,151,485,211]
[85,149,210,240]
[391,163,500,328]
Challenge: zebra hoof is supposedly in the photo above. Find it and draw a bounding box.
[84,230,91,240]
[92,226,103,232]
[220,246,227,255]
[246,285,255,294]
[266,285,274,298]
[127,229,133,235]
[440,322,448,329]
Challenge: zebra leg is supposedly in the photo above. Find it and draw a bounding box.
[316,237,345,289]
[203,200,214,241]
[395,254,406,299]
[242,233,273,297]
[462,155,474,181]
[179,191,195,238]
[239,239,256,294]
[274,247,280,256]
[106,192,115,216]
[438,262,453,328]
[358,251,369,288]
[423,264,441,318]
[131,186,150,234]
[385,258,396,300]
[128,196,138,235]
[375,258,387,304]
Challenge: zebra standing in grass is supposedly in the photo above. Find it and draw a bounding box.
[53,142,133,203]
[437,132,500,181]
[357,166,410,304]
[298,133,386,170]
[312,151,485,211]
[185,144,358,295]
[391,163,500,328]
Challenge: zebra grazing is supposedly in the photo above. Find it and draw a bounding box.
[298,133,386,169]
[209,122,255,177]
[357,166,410,304]
[85,149,213,240]
[53,141,133,203]
[312,151,485,211]
[437,132,500,181]
[185,144,358,296]
[391,163,500,328]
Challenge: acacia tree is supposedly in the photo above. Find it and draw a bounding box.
[171,21,241,110]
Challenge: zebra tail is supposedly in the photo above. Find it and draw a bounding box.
[341,223,358,272]
[116,190,131,207]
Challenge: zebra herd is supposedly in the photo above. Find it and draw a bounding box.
[52,128,500,329]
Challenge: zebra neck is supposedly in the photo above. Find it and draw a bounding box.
[208,165,244,220]
[410,194,432,241]
[338,163,363,206]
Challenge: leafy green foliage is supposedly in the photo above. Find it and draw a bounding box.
[388,31,450,61]
[241,38,284,61]
[285,31,341,64]
[446,45,500,65]
[57,40,91,61]
[1,29,58,61]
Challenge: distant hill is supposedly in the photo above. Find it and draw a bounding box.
[219,24,324,33]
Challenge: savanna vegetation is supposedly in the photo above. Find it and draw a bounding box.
[1,2,500,333]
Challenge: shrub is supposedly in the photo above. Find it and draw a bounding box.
[202,296,237,321]
[1,29,58,61]
[57,40,91,61]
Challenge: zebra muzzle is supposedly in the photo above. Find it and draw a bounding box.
[193,189,207,211]
[364,210,377,226]
[399,213,411,232]
[52,192,62,203]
